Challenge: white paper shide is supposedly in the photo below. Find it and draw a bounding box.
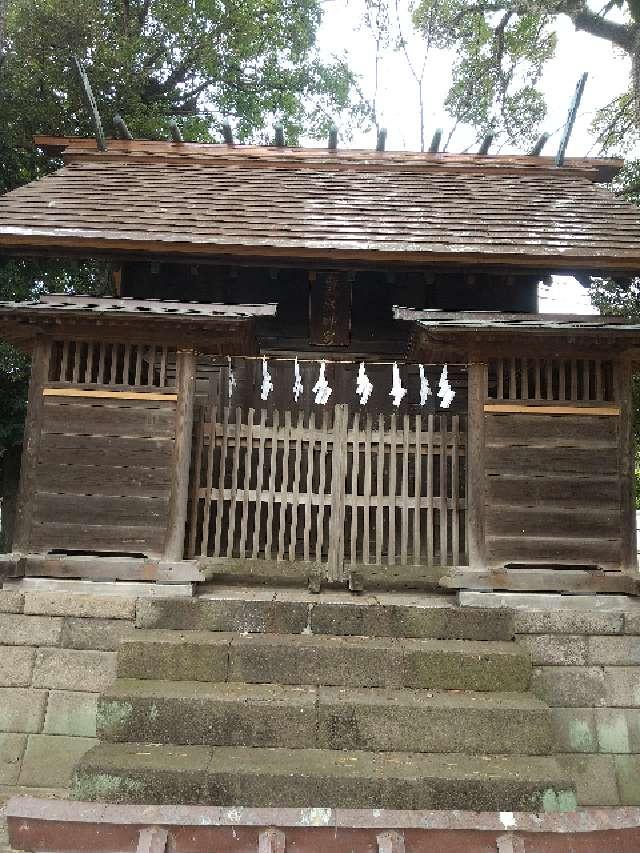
[355,361,374,405]
[312,361,332,404]
[260,356,274,401]
[389,362,407,408]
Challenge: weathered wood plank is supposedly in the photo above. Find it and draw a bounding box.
[485,445,618,475]
[34,492,168,526]
[484,403,619,416]
[467,364,487,571]
[442,569,639,595]
[487,535,622,566]
[615,358,637,573]
[486,413,617,445]
[29,522,165,555]
[42,399,176,438]
[43,388,177,402]
[238,407,255,558]
[486,506,620,538]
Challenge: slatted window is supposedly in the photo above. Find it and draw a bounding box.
[487,358,614,403]
[187,404,466,577]
[48,340,175,389]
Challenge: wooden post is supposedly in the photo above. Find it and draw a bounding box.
[328,403,348,582]
[164,349,196,561]
[13,337,51,553]
[467,362,488,570]
[615,357,637,574]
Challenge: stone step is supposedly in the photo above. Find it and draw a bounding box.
[72,742,577,813]
[97,678,553,755]
[117,631,531,692]
[136,590,514,640]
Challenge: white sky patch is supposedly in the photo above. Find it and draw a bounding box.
[539,276,598,315]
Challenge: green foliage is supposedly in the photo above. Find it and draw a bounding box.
[412,1,556,146]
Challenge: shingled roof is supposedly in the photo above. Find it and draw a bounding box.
[0,137,637,273]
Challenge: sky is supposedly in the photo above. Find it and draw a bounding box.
[314,2,634,314]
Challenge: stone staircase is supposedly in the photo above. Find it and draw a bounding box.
[72,591,577,812]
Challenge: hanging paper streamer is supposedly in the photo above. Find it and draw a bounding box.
[312,360,332,404]
[227,356,237,399]
[355,361,373,405]
[419,364,431,406]
[292,357,304,402]
[389,362,407,408]
[260,356,274,401]
[438,364,455,409]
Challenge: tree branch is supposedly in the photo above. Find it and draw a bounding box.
[570,7,637,51]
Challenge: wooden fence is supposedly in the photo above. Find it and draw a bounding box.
[187,404,467,580]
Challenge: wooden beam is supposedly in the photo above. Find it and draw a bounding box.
[556,72,588,167]
[274,125,285,147]
[428,129,442,153]
[222,121,234,145]
[168,119,183,143]
[530,132,549,156]
[164,350,196,560]
[42,388,178,401]
[73,57,107,152]
[376,128,387,152]
[13,338,51,552]
[113,114,133,141]
[328,126,338,151]
[442,569,640,595]
[484,403,620,416]
[467,363,488,571]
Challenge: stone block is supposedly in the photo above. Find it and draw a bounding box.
[589,636,640,665]
[530,667,607,708]
[403,640,530,692]
[24,592,136,620]
[556,754,619,806]
[0,688,47,733]
[117,632,230,682]
[18,734,96,787]
[596,709,640,753]
[44,691,98,738]
[623,609,640,635]
[0,591,24,613]
[549,708,597,753]
[136,596,308,634]
[32,648,117,692]
[603,667,640,707]
[61,618,135,651]
[615,756,640,805]
[513,610,623,636]
[0,733,27,784]
[0,613,63,646]
[516,635,587,665]
[0,646,35,687]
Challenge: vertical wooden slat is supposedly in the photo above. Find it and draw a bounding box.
[534,359,541,400]
[199,396,218,557]
[85,341,95,384]
[187,401,205,559]
[303,411,315,563]
[363,414,372,565]
[400,414,410,565]
[163,350,196,561]
[616,358,637,573]
[451,414,460,566]
[264,409,280,561]
[225,407,244,558]
[277,410,292,561]
[467,363,487,571]
[375,413,385,565]
[350,412,361,567]
[439,414,448,566]
[545,360,553,401]
[288,410,304,561]
[595,358,603,401]
[328,405,348,580]
[583,359,591,401]
[71,342,82,384]
[387,413,398,565]
[509,358,517,400]
[97,343,107,385]
[13,338,52,552]
[60,340,70,383]
[251,409,268,559]
[571,359,578,401]
[134,346,142,386]
[496,359,504,400]
[122,344,131,387]
[109,343,119,385]
[558,360,566,401]
[413,414,422,566]
[426,413,434,568]
[212,406,230,558]
[520,358,529,401]
[159,347,168,389]
[147,346,157,387]
[315,409,330,564]
[238,408,255,558]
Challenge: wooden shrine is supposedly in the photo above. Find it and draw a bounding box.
[0,136,639,593]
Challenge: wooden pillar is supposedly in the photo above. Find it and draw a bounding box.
[13,338,51,553]
[615,357,637,574]
[164,349,196,561]
[467,361,488,570]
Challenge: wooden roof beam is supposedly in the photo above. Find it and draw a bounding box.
[73,57,106,153]
[556,72,588,167]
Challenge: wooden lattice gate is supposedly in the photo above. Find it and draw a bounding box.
[187,403,467,581]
